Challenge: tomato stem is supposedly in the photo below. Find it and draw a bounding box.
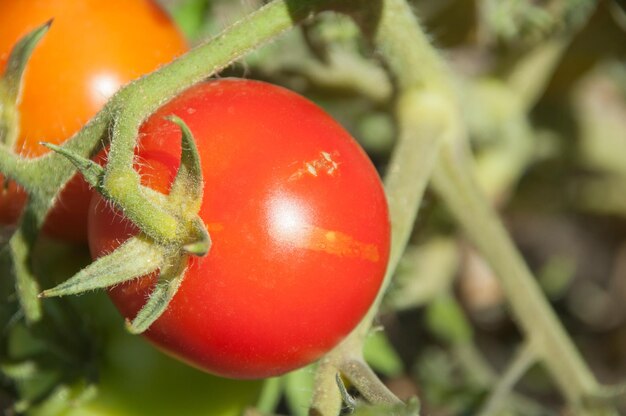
[339,359,402,406]
[310,0,457,410]
[9,227,42,322]
[476,341,538,416]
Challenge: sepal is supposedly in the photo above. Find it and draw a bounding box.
[183,216,211,256]
[40,117,211,334]
[125,256,188,334]
[167,115,204,210]
[40,235,163,298]
[40,142,105,189]
[0,21,51,148]
[336,373,357,412]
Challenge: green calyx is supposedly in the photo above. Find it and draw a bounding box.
[0,21,51,149]
[40,117,210,333]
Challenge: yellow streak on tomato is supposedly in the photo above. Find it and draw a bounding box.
[302,225,380,262]
[206,223,225,232]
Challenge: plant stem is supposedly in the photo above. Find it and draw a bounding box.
[310,356,343,416]
[477,342,538,416]
[256,377,283,414]
[340,359,403,406]
[340,0,461,354]
[310,0,461,412]
[0,113,109,322]
[431,140,600,407]
[9,227,41,322]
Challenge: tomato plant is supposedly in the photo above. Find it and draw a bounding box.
[0,0,187,242]
[88,79,390,379]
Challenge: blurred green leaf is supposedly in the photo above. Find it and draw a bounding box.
[170,0,211,41]
[256,377,283,415]
[537,256,576,299]
[284,366,316,416]
[363,331,404,377]
[425,295,473,345]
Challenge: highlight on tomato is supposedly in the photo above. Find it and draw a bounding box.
[87,78,391,378]
[0,0,187,242]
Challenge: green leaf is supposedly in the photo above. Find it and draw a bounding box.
[284,366,316,416]
[425,295,473,345]
[363,330,404,377]
[256,377,284,414]
[170,0,211,41]
[125,257,187,334]
[165,116,211,257]
[39,235,163,298]
[1,360,38,380]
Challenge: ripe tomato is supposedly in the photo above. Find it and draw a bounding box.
[0,0,187,241]
[88,79,390,379]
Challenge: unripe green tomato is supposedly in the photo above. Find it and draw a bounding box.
[28,293,261,416]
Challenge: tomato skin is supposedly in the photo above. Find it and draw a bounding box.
[88,79,391,379]
[0,0,187,241]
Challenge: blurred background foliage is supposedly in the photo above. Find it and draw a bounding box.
[2,0,626,414]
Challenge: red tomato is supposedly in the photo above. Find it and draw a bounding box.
[88,79,390,379]
[0,0,187,241]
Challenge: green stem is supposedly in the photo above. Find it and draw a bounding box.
[310,0,460,412]
[477,342,538,416]
[307,1,606,413]
[431,141,600,407]
[1,113,110,221]
[310,356,343,416]
[256,377,283,414]
[339,359,402,406]
[9,227,41,322]
[335,0,458,352]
